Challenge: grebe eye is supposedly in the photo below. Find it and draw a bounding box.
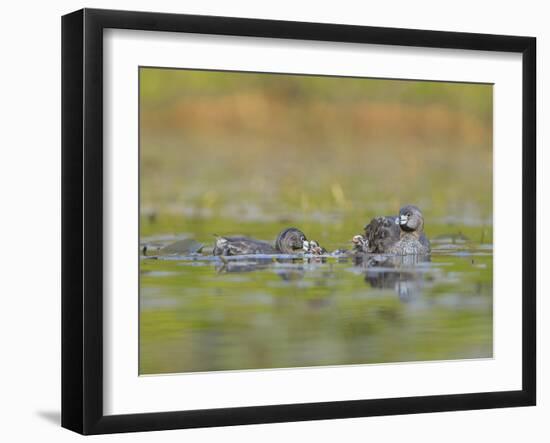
[300,236,305,241]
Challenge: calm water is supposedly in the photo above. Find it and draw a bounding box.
[139,225,493,375]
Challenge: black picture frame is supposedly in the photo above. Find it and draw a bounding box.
[61,8,536,435]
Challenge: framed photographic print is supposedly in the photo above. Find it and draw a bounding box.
[61,8,536,435]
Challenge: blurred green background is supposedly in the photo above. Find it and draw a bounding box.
[139,68,493,375]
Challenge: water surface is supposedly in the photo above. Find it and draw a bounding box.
[140,226,492,375]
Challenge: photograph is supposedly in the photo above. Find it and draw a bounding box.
[138,67,493,375]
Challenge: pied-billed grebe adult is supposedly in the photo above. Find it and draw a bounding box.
[213,236,275,256]
[275,227,308,254]
[213,227,316,256]
[364,205,430,255]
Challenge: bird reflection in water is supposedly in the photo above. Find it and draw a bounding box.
[214,255,309,277]
[213,252,430,303]
[214,254,333,283]
[361,254,431,302]
[214,256,274,274]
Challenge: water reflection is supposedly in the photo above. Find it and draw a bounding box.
[209,252,432,303]
[362,254,431,302]
[214,257,273,274]
[214,255,332,282]
[140,240,493,374]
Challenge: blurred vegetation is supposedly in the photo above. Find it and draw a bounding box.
[140,68,492,244]
[140,68,492,122]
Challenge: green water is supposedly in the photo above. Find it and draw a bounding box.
[139,220,492,375]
